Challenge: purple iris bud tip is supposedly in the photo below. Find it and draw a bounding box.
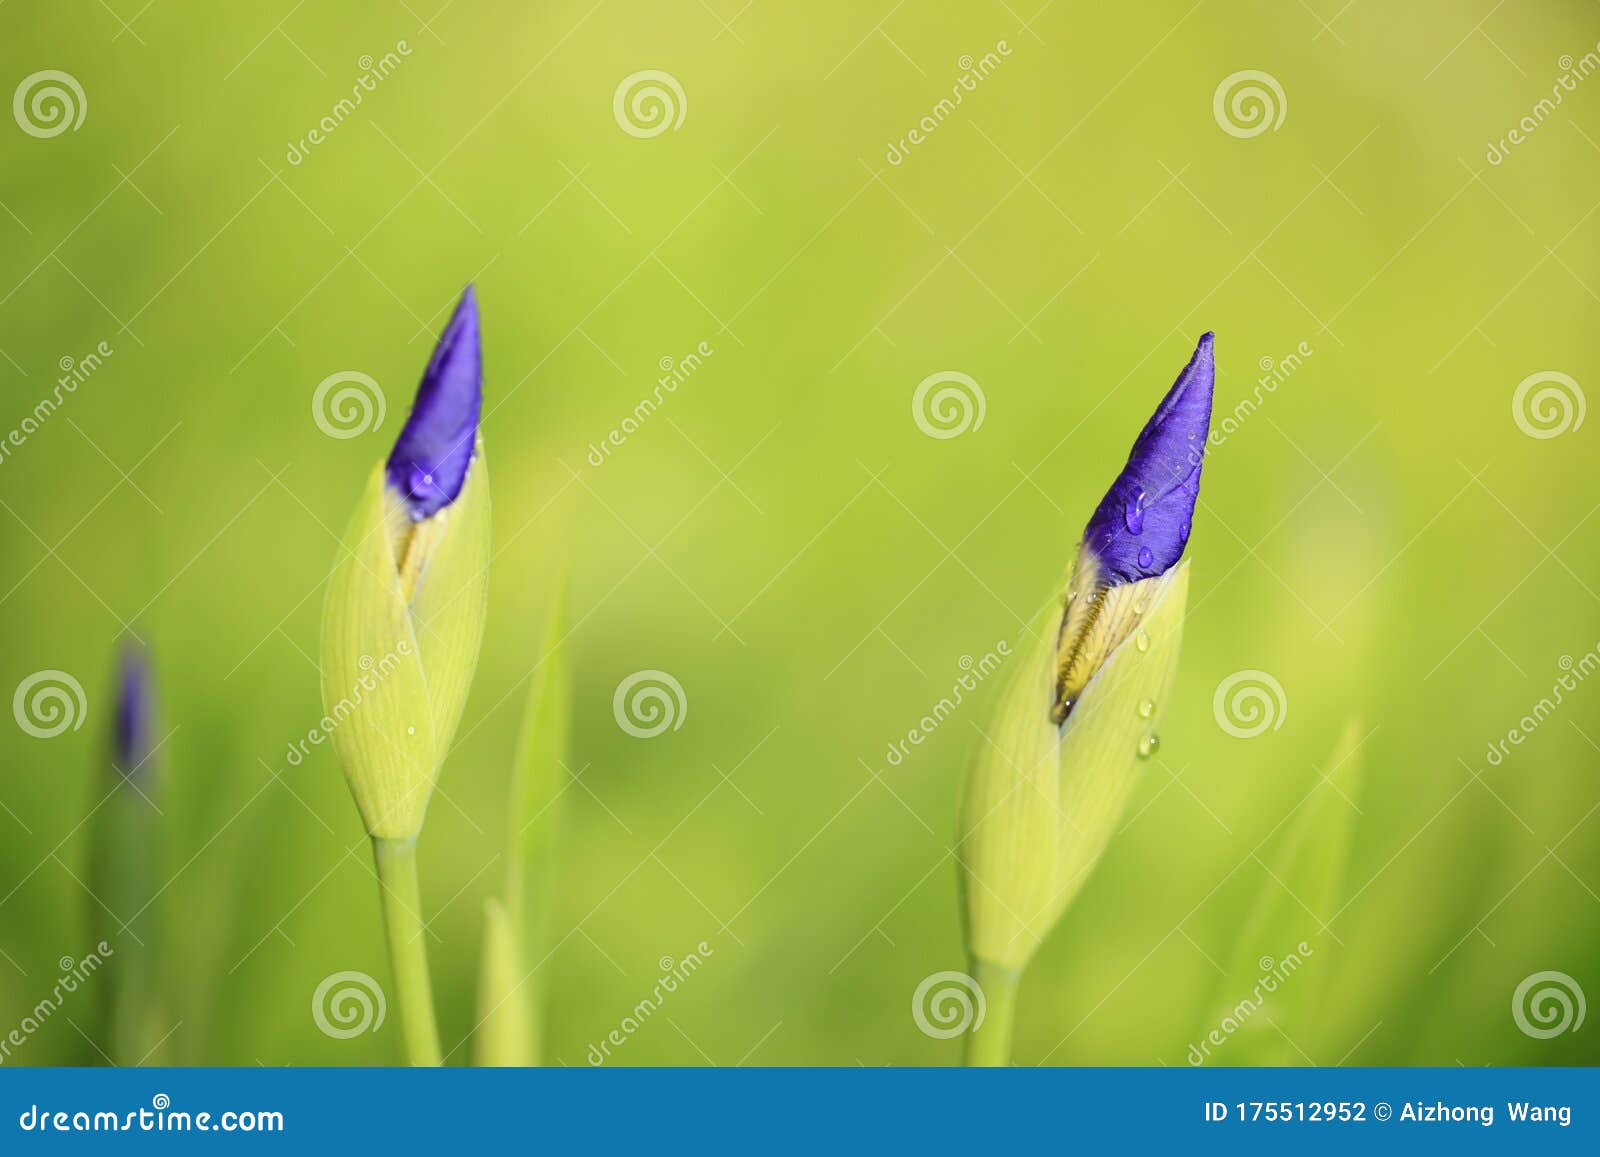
[386,285,482,520]
[1080,332,1215,585]
[114,644,154,778]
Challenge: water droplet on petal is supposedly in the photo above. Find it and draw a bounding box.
[1138,732,1160,759]
[1138,698,1154,719]
[407,725,416,736]
[1135,630,1150,653]
[1138,546,1154,570]
[1123,491,1146,534]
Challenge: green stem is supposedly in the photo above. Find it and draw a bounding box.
[373,837,442,1065]
[964,958,1021,1066]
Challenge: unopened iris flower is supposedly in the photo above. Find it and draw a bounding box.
[320,286,490,1065]
[958,333,1215,1065]
[90,644,166,1064]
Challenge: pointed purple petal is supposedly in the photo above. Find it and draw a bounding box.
[386,286,482,520]
[114,644,154,778]
[1080,332,1215,585]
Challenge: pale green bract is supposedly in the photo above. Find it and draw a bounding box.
[960,559,1190,973]
[319,448,491,840]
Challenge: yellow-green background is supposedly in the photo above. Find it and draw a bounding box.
[1,0,1597,1065]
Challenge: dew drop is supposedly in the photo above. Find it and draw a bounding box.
[1123,491,1146,534]
[1138,732,1160,759]
[406,726,416,736]
[1135,629,1150,653]
[1137,546,1154,570]
[1138,698,1154,719]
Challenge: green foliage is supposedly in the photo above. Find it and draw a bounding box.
[475,586,570,1065]
[1195,721,1366,1066]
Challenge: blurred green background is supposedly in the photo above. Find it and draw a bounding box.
[1,0,1597,1066]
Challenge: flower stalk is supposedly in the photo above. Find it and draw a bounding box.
[963,958,1021,1067]
[374,836,443,1066]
